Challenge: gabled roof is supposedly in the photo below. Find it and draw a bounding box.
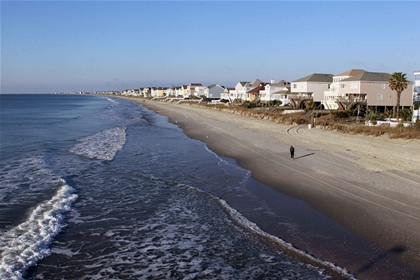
[249,79,264,87]
[208,84,223,89]
[237,81,248,86]
[342,72,391,82]
[336,69,366,77]
[292,73,333,83]
[189,83,203,86]
[247,83,267,94]
[270,80,290,86]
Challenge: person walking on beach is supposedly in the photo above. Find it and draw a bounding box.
[290,145,295,159]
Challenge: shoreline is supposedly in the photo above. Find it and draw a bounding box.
[124,97,420,278]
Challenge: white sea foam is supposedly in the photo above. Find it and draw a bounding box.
[69,126,126,161]
[0,182,78,280]
[105,97,119,104]
[0,156,62,203]
[177,183,357,280]
[204,146,251,185]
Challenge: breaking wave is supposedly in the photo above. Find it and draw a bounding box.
[69,126,126,161]
[0,181,78,280]
[177,183,357,280]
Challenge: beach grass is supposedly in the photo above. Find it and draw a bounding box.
[194,103,420,139]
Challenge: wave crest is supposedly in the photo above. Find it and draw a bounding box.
[69,126,126,161]
[0,181,78,280]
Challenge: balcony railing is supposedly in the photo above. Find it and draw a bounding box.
[288,94,313,99]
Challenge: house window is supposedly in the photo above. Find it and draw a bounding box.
[328,84,331,89]
[389,94,392,98]
[382,84,386,89]
[415,74,420,80]
[377,94,383,100]
[340,84,347,89]
[350,83,358,89]
[293,84,297,89]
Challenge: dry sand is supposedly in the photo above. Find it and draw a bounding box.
[127,98,420,278]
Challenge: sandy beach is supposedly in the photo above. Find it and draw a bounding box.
[127,98,420,278]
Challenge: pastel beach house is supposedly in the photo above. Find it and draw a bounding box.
[321,69,366,110]
[203,84,225,100]
[259,80,291,105]
[231,79,264,102]
[337,71,413,114]
[291,73,333,109]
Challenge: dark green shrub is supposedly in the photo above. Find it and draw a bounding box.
[333,110,350,118]
[400,108,412,121]
[242,101,257,108]
[267,100,282,107]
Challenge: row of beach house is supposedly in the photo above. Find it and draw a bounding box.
[92,69,420,120]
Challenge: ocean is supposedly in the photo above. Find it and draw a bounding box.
[0,94,356,279]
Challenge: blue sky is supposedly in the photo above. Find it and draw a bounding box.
[1,1,419,93]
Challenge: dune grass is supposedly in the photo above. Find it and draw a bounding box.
[198,103,420,139]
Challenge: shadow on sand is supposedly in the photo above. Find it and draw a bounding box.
[294,152,314,160]
[353,246,420,279]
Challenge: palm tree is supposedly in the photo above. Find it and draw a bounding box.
[388,72,409,120]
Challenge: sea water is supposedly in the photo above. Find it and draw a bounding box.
[0,94,355,279]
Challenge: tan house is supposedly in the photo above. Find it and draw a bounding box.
[291,73,333,99]
[151,87,167,97]
[339,71,413,113]
[246,83,267,102]
[233,79,264,101]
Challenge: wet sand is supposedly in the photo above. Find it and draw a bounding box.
[126,98,420,279]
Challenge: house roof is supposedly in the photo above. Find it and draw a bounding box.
[270,80,290,86]
[249,79,264,87]
[247,83,267,94]
[292,73,333,83]
[335,69,366,77]
[208,84,221,88]
[342,72,391,82]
